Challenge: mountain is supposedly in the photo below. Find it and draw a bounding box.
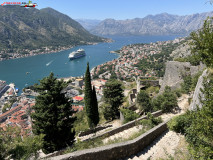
[0,6,105,53]
[90,12,213,36]
[75,19,101,30]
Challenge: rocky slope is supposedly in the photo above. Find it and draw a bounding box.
[0,6,104,52]
[91,12,213,36]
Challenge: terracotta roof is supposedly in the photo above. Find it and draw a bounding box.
[73,96,83,101]
[0,105,22,119]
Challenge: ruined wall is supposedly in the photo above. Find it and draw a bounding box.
[159,61,205,93]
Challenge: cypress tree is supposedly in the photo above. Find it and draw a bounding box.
[92,85,99,126]
[84,63,94,128]
[31,73,76,154]
[84,63,99,128]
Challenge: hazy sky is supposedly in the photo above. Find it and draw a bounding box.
[5,0,213,20]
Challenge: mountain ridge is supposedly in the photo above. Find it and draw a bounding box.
[90,11,213,36]
[0,6,105,58]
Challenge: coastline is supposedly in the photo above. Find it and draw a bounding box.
[0,41,105,62]
[0,46,74,62]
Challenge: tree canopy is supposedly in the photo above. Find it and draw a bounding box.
[103,79,124,120]
[32,72,76,154]
[84,63,99,128]
[190,17,213,68]
[136,90,152,113]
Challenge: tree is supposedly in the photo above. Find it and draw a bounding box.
[190,17,213,68]
[153,86,178,113]
[84,63,99,128]
[103,79,124,120]
[110,71,117,80]
[92,86,99,126]
[182,75,192,94]
[31,73,76,154]
[136,90,152,113]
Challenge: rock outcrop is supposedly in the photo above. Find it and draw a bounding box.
[170,42,191,59]
[190,69,208,110]
[159,61,205,93]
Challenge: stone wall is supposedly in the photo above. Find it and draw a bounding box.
[190,69,208,110]
[91,110,162,141]
[78,125,113,137]
[43,110,162,159]
[159,61,205,93]
[50,120,169,160]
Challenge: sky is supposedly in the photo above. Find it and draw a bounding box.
[4,0,213,20]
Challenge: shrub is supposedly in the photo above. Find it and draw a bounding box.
[147,112,162,126]
[136,90,153,112]
[168,112,193,135]
[120,108,139,124]
[173,88,182,98]
[101,103,114,121]
[153,86,178,113]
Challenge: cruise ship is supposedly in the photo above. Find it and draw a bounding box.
[68,49,86,60]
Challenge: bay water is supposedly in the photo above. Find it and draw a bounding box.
[0,35,183,92]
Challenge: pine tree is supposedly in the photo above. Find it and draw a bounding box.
[84,63,99,128]
[103,79,124,120]
[92,86,99,126]
[31,73,76,154]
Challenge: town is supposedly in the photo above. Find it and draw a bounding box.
[91,38,186,80]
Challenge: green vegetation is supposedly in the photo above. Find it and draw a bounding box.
[181,71,202,94]
[92,86,99,126]
[136,90,152,112]
[168,17,213,159]
[190,17,213,68]
[0,6,104,57]
[2,103,11,113]
[84,63,99,128]
[0,126,44,160]
[181,75,192,94]
[64,137,104,153]
[134,42,182,77]
[73,110,89,134]
[152,86,178,113]
[173,55,200,66]
[64,112,162,154]
[120,108,140,124]
[103,79,124,120]
[31,73,76,154]
[146,86,159,95]
[140,112,162,129]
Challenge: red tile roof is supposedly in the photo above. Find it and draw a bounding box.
[73,96,83,101]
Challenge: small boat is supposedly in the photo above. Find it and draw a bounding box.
[15,88,19,93]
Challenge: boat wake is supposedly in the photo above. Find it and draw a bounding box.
[46,60,53,66]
